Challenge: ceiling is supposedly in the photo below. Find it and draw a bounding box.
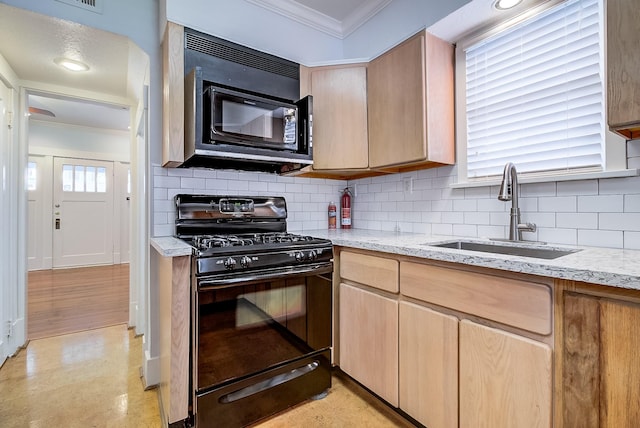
[0,1,397,132]
[0,3,132,131]
[246,0,393,38]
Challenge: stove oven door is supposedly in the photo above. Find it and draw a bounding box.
[193,266,332,428]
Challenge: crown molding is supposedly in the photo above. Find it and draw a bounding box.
[245,0,392,39]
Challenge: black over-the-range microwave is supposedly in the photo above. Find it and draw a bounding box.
[183,28,313,173]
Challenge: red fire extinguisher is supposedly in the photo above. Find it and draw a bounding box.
[341,188,352,229]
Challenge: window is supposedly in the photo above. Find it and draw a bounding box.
[62,163,107,193]
[27,162,37,191]
[456,0,625,183]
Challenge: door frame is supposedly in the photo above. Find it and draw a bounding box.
[14,84,148,351]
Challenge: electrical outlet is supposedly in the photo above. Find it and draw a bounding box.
[403,177,413,194]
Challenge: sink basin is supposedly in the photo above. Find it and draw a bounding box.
[427,240,580,260]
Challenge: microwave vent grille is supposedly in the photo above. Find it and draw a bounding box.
[185,32,298,80]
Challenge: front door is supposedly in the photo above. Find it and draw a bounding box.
[53,157,114,268]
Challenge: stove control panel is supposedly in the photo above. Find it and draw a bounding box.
[198,247,333,276]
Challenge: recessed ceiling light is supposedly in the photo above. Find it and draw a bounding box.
[54,57,90,72]
[493,0,523,10]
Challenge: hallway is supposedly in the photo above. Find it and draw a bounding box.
[27,264,129,340]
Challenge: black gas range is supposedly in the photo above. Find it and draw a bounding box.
[175,194,333,428]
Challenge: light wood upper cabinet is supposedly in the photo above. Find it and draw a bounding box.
[459,320,552,428]
[304,65,369,171]
[607,0,640,140]
[367,30,455,170]
[162,22,185,167]
[339,282,399,407]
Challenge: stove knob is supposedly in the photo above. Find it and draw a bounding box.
[240,256,252,268]
[308,250,317,261]
[224,257,237,270]
[295,251,305,262]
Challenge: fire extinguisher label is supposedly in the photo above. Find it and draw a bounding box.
[341,208,351,226]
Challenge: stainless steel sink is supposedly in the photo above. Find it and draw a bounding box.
[427,240,580,260]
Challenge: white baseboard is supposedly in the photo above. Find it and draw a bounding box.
[129,301,138,329]
[143,349,160,389]
[10,317,26,356]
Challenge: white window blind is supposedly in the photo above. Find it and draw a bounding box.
[465,0,604,179]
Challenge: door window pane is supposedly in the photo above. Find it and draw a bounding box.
[85,167,96,192]
[62,165,73,192]
[96,167,107,193]
[27,162,37,191]
[74,166,85,192]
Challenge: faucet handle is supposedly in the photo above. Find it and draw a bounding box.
[518,223,537,233]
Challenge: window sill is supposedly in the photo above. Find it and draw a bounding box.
[451,169,640,189]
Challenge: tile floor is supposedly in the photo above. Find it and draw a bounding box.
[0,325,415,427]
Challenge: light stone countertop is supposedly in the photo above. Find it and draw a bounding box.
[150,236,193,257]
[304,229,640,291]
[150,230,640,291]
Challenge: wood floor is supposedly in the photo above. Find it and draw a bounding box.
[27,264,129,340]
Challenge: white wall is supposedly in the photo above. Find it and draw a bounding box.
[342,0,471,60]
[165,0,344,65]
[346,140,640,250]
[29,121,130,160]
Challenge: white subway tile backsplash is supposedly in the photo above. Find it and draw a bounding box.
[155,175,181,188]
[152,162,640,249]
[624,194,640,212]
[538,196,576,212]
[432,223,453,235]
[557,213,598,229]
[453,224,477,237]
[168,168,193,177]
[578,229,623,248]
[599,213,640,231]
[624,232,640,250]
[463,211,490,225]
[538,228,577,245]
[578,195,624,212]
[477,225,506,240]
[520,182,556,197]
[599,176,640,194]
[557,180,598,196]
[181,177,206,189]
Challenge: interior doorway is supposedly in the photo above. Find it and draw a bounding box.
[26,94,132,339]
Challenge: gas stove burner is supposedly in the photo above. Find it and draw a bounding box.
[192,232,318,251]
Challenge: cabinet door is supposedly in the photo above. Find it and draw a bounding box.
[311,66,369,170]
[607,0,640,138]
[368,33,426,168]
[339,282,398,406]
[460,320,552,428]
[562,293,640,428]
[399,302,458,428]
[368,31,454,169]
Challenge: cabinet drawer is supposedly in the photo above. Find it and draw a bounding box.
[400,261,551,335]
[340,251,399,293]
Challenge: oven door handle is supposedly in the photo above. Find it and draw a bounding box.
[198,263,333,289]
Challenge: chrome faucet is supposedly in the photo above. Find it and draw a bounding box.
[498,162,536,241]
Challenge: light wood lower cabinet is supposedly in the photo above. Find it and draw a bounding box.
[399,301,458,428]
[459,320,552,428]
[559,286,640,428]
[339,282,399,406]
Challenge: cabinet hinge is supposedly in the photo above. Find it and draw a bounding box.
[6,111,12,129]
[5,320,12,337]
